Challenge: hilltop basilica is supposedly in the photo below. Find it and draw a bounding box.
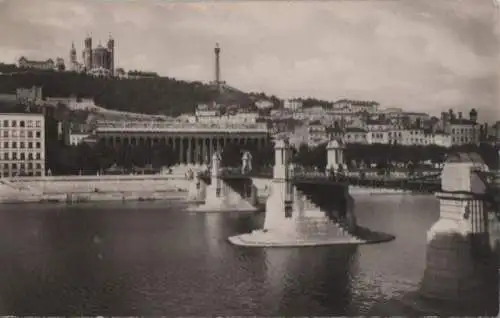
[69,34,115,77]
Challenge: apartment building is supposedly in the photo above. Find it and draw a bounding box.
[343,128,368,144]
[283,99,303,111]
[0,113,45,177]
[450,118,479,146]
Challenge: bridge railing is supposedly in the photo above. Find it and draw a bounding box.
[290,171,441,192]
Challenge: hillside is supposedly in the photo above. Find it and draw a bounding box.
[0,70,270,116]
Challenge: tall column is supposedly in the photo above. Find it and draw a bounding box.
[209,137,214,163]
[187,138,192,164]
[179,138,185,164]
[214,43,221,85]
[216,138,221,152]
[194,137,200,165]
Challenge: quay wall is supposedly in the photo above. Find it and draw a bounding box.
[0,175,192,204]
[6,175,191,193]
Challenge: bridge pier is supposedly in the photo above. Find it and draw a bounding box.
[229,137,394,247]
[327,138,345,173]
[410,153,498,315]
[187,152,259,212]
[185,173,208,203]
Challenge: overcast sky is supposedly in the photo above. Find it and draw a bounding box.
[0,0,498,120]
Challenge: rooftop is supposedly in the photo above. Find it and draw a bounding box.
[334,99,379,106]
[450,118,477,125]
[346,127,367,133]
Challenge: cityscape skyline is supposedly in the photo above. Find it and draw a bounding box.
[0,0,498,120]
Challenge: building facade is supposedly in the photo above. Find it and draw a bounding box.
[450,119,479,146]
[17,57,55,70]
[0,113,45,177]
[16,86,43,105]
[284,99,303,111]
[94,120,270,165]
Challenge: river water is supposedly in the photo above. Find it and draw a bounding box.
[0,194,489,315]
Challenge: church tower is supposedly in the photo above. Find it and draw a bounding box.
[69,42,77,71]
[107,34,115,76]
[83,34,93,71]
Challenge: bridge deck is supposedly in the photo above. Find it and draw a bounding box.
[196,171,441,192]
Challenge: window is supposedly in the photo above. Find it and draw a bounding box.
[12,142,16,148]
[12,153,17,160]
[28,153,33,160]
[20,121,25,128]
[28,142,33,149]
[20,153,25,160]
[3,163,7,169]
[36,142,41,148]
[28,163,33,169]
[20,142,25,149]
[20,131,25,137]
[3,131,7,138]
[3,120,8,127]
[36,153,41,160]
[27,120,33,128]
[11,120,16,127]
[3,153,7,160]
[36,131,41,138]
[28,131,33,138]
[36,163,41,169]
[3,142,7,148]
[12,163,17,169]
[35,121,41,128]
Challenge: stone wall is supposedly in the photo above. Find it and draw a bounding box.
[0,175,191,203]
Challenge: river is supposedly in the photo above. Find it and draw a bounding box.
[0,194,488,315]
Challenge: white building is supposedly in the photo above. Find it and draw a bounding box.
[283,99,303,111]
[255,100,274,109]
[0,113,45,177]
[68,132,90,146]
[432,132,452,148]
[366,119,393,131]
[450,119,479,146]
[332,99,379,113]
[343,128,368,144]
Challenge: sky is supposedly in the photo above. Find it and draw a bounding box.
[0,0,499,121]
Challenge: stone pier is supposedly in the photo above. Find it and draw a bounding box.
[327,138,345,173]
[186,152,259,212]
[228,137,394,247]
[402,153,498,316]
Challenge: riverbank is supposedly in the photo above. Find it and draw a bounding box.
[0,174,191,204]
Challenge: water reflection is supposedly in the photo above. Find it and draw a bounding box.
[263,246,358,316]
[0,195,491,316]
